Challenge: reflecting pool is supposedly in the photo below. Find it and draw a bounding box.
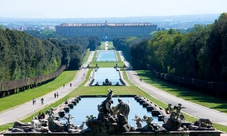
[91,68,123,86]
[96,50,116,61]
[60,97,163,129]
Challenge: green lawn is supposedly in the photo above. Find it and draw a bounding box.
[99,41,115,50]
[0,70,77,113]
[81,49,90,64]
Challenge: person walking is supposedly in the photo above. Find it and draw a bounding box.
[41,98,44,105]
[56,92,59,98]
[32,98,36,105]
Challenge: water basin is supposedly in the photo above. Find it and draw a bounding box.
[96,50,116,61]
[91,68,123,85]
[60,96,163,129]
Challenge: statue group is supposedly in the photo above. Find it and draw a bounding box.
[84,89,166,134]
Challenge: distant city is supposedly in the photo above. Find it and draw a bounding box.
[0,14,220,32]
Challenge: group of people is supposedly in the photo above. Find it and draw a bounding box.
[54,92,59,98]
[32,92,60,105]
[38,112,45,119]
[32,98,44,105]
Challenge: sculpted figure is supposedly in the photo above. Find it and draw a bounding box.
[97,89,114,120]
[165,103,174,114]
[143,115,153,125]
[113,98,130,120]
[170,103,185,120]
[106,89,114,100]
[132,115,143,128]
[98,97,113,115]
[196,118,212,128]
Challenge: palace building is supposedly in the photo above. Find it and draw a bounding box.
[55,21,157,40]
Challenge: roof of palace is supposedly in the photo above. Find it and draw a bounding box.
[58,22,156,27]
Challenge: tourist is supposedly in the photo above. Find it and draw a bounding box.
[41,112,45,119]
[56,92,59,98]
[54,93,56,98]
[65,99,68,104]
[41,98,44,105]
[32,98,36,105]
[70,83,72,87]
[38,112,42,119]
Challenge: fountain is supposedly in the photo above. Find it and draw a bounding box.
[4,89,222,136]
[90,68,125,86]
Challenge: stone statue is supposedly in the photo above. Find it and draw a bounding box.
[140,115,165,132]
[106,89,114,99]
[112,98,130,120]
[169,103,185,120]
[10,114,50,133]
[64,114,74,130]
[83,89,134,134]
[143,115,153,125]
[194,118,213,129]
[163,103,185,131]
[47,110,67,132]
[31,116,42,129]
[165,103,174,114]
[132,115,143,128]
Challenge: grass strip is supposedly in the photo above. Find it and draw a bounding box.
[98,41,115,50]
[0,70,76,113]
[81,49,90,64]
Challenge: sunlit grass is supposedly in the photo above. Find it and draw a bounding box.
[81,49,90,64]
[0,70,77,113]
[99,41,115,50]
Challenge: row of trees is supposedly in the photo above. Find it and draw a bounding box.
[0,28,101,82]
[114,13,227,83]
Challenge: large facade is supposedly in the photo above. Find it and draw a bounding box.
[55,21,157,40]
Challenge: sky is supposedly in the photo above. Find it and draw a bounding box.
[0,0,226,18]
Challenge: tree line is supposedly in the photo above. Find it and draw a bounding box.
[0,28,100,95]
[0,28,100,82]
[113,13,227,98]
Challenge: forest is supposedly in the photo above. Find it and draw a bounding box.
[0,29,100,82]
[114,13,227,82]
[113,13,227,97]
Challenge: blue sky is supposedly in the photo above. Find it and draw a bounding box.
[0,0,226,18]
